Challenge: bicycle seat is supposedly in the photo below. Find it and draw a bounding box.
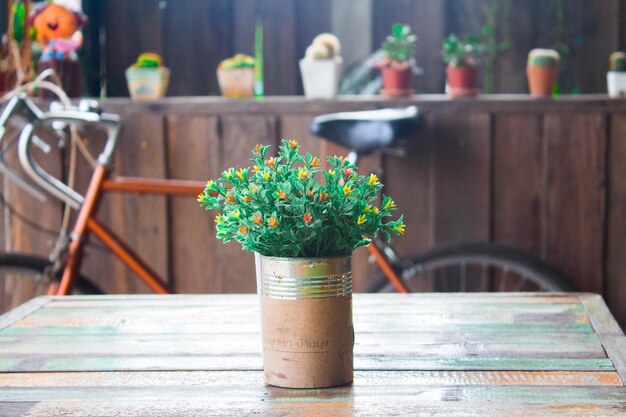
[309,106,422,155]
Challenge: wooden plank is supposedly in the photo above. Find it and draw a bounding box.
[213,115,277,293]
[493,114,544,258]
[606,113,626,329]
[165,115,219,293]
[544,114,607,294]
[103,0,164,97]
[163,0,232,96]
[0,297,49,330]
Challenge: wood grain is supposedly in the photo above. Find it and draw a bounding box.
[0,294,625,416]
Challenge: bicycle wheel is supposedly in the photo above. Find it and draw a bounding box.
[0,253,102,313]
[363,241,575,293]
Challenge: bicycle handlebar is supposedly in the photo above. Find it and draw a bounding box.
[18,110,122,209]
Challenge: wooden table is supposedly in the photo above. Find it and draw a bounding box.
[0,293,625,416]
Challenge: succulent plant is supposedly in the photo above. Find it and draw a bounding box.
[610,52,626,72]
[527,49,560,68]
[382,23,417,64]
[441,34,484,67]
[304,33,341,61]
[132,52,163,69]
[219,54,255,71]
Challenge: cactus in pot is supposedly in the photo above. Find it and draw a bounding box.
[217,54,255,98]
[608,52,626,97]
[299,33,342,99]
[125,52,170,101]
[526,48,560,97]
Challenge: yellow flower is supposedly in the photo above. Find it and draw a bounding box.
[328,170,335,176]
[368,174,378,185]
[373,207,379,214]
[357,214,366,225]
[197,193,204,202]
[223,169,233,179]
[288,140,298,149]
[310,157,320,167]
[394,223,406,235]
[343,185,352,196]
[215,214,223,224]
[232,209,241,219]
[235,168,246,181]
[384,199,396,210]
[298,167,309,179]
[363,206,379,214]
[253,165,260,173]
[206,180,214,188]
[261,171,270,181]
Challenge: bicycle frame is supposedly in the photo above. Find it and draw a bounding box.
[9,96,410,296]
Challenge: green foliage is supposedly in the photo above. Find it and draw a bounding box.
[527,49,560,67]
[12,1,26,43]
[382,23,417,64]
[198,140,405,258]
[441,34,485,67]
[220,54,255,70]
[134,53,163,68]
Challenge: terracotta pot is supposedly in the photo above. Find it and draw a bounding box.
[381,65,412,91]
[217,67,255,98]
[446,65,478,90]
[527,66,558,97]
[255,253,354,389]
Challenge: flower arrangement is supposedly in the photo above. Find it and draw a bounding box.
[198,140,405,258]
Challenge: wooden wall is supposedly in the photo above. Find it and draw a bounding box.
[79,0,626,97]
[4,96,626,328]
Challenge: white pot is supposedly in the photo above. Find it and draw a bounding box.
[299,58,342,99]
[607,71,626,98]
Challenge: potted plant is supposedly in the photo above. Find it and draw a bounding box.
[526,48,560,97]
[125,52,170,101]
[441,34,484,98]
[376,23,417,97]
[299,33,342,99]
[217,53,255,98]
[198,140,405,389]
[607,52,626,97]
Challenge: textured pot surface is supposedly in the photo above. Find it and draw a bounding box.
[256,254,354,389]
[381,65,412,91]
[217,68,254,98]
[125,67,170,101]
[527,66,558,97]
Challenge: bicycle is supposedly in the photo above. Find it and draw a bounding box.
[0,77,574,313]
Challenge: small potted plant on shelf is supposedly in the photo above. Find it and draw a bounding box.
[526,48,560,98]
[217,53,255,98]
[441,33,484,98]
[607,52,626,98]
[198,140,405,389]
[125,52,170,101]
[299,33,342,99]
[376,23,417,97]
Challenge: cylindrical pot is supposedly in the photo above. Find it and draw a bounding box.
[255,253,354,389]
[217,67,255,98]
[299,58,342,99]
[125,67,170,101]
[607,71,626,97]
[527,66,558,97]
[446,65,478,98]
[381,65,412,91]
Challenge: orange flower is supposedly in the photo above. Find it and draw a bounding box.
[226,194,236,203]
[307,190,315,199]
[254,144,262,154]
[252,165,260,173]
[252,214,263,224]
[239,225,248,234]
[343,168,353,179]
[267,217,278,227]
[303,212,312,225]
[277,189,287,199]
[265,157,276,169]
[310,157,320,167]
[298,168,309,179]
[319,191,328,201]
[243,195,253,202]
[288,140,298,149]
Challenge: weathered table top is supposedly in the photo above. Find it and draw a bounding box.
[0,293,624,416]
